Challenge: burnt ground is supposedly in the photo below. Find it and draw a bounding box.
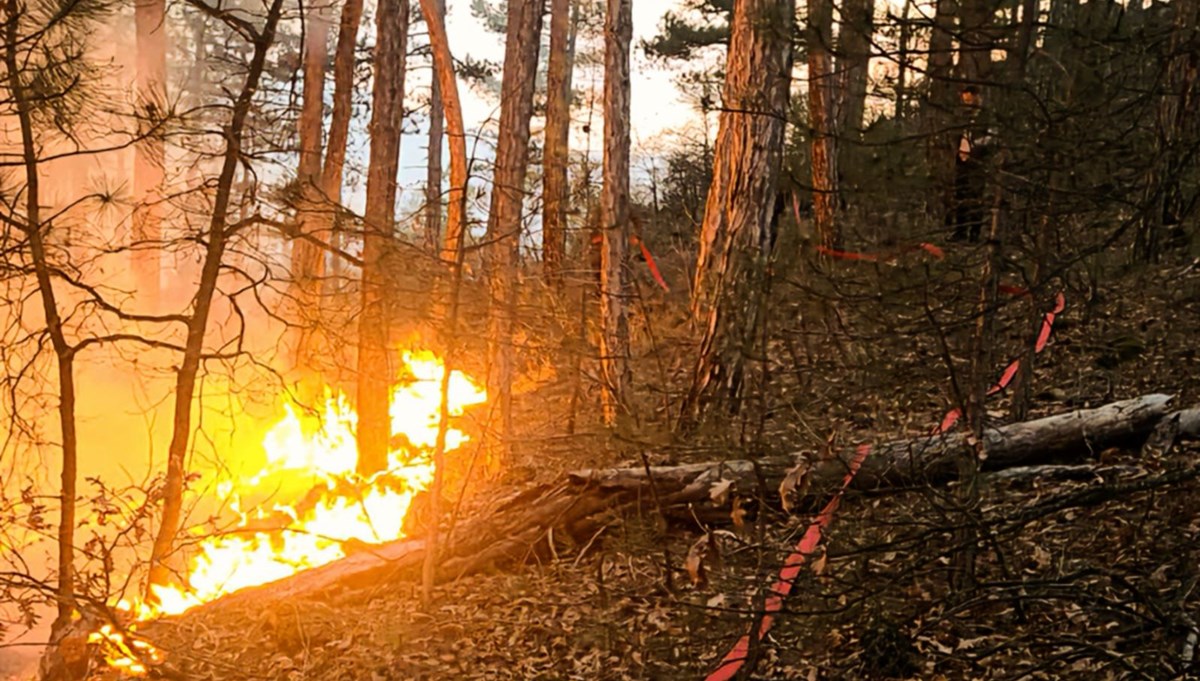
[89,252,1200,680]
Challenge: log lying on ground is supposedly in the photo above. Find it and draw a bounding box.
[182,395,1196,612]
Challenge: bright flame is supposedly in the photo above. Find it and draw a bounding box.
[124,350,486,624]
[88,624,162,676]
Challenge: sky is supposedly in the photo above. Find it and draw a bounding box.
[387,1,704,203]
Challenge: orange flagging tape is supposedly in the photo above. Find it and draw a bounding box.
[589,232,671,292]
[705,286,1067,679]
[705,443,873,681]
[815,242,945,263]
[936,291,1065,433]
[633,235,670,293]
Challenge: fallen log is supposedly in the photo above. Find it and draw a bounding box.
[172,395,1194,614]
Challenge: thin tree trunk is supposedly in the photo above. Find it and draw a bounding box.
[600,0,632,425]
[2,3,79,625]
[925,0,957,220]
[134,0,167,306]
[147,0,286,596]
[1014,0,1039,81]
[836,0,873,136]
[292,0,332,383]
[419,0,469,266]
[686,0,795,421]
[896,0,910,119]
[1137,0,1198,262]
[808,0,838,248]
[357,0,411,475]
[958,0,995,88]
[420,154,469,611]
[424,0,445,253]
[321,0,364,285]
[485,0,546,456]
[543,0,578,291]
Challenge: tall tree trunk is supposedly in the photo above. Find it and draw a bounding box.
[321,0,364,285]
[807,0,838,247]
[958,0,995,87]
[836,0,873,136]
[896,0,911,119]
[1013,0,1039,81]
[134,0,167,306]
[292,0,332,383]
[2,2,79,626]
[418,0,469,265]
[357,0,411,475]
[543,0,578,291]
[686,0,795,421]
[600,0,632,425]
[147,0,286,597]
[1137,0,1198,261]
[925,0,957,221]
[485,0,545,455]
[423,0,445,253]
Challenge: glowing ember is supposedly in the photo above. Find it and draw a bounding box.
[88,623,162,676]
[122,350,485,627]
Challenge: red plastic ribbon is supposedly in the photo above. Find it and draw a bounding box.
[936,291,1066,434]
[706,284,1066,679]
[632,235,670,292]
[705,443,873,681]
[588,232,670,292]
[792,193,945,264]
[815,242,945,263]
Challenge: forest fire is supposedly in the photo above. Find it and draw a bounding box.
[150,350,486,616]
[89,351,485,672]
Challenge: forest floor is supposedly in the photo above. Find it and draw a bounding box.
[97,251,1200,680]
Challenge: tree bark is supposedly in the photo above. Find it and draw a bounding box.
[807,0,838,247]
[957,0,995,88]
[357,0,411,475]
[291,0,332,383]
[321,0,364,284]
[896,0,911,119]
[836,0,873,136]
[1136,0,1198,262]
[424,0,445,254]
[925,0,957,221]
[168,396,1193,613]
[600,0,632,425]
[485,0,546,454]
[134,0,167,306]
[543,0,578,291]
[419,0,469,266]
[686,0,794,420]
[147,0,287,597]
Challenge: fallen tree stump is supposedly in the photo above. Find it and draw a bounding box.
[178,395,1195,613]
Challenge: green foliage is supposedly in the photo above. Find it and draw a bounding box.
[641,0,734,61]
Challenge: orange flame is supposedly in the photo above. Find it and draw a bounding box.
[98,350,485,672]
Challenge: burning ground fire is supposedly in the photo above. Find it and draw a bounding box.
[89,350,486,673]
